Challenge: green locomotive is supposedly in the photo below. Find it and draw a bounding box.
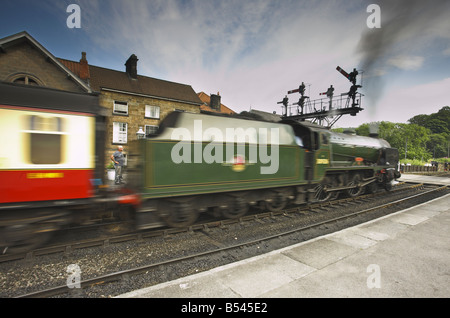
[127,111,399,228]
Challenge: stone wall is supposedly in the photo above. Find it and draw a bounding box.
[100,90,200,165]
[0,41,85,93]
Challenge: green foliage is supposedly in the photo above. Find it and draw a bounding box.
[399,159,428,166]
[433,157,450,163]
[408,106,449,158]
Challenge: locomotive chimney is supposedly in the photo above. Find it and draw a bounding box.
[369,123,379,138]
[125,54,138,79]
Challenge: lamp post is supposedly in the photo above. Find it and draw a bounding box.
[136,127,145,140]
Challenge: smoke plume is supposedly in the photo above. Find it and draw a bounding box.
[357,0,450,111]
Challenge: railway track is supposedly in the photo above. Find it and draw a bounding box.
[0,181,424,263]
[9,182,447,298]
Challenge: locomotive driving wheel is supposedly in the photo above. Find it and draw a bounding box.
[163,199,198,228]
[346,173,364,197]
[265,190,289,212]
[314,176,338,202]
[220,195,249,219]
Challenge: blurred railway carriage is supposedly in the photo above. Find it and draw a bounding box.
[127,111,400,229]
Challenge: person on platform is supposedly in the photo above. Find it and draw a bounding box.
[110,146,125,185]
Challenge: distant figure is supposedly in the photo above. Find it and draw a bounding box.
[110,146,125,184]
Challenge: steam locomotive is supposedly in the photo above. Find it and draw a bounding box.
[0,81,399,253]
[127,111,400,229]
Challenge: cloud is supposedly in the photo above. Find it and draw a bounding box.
[72,0,366,110]
[387,55,424,71]
[58,0,448,125]
[443,47,450,56]
[334,77,450,128]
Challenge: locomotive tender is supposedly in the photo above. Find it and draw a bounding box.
[127,111,400,228]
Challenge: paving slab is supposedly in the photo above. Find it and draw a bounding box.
[282,238,357,269]
[214,254,315,297]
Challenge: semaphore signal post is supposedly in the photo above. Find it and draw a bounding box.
[279,66,364,128]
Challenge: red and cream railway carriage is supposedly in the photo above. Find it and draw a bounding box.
[0,82,105,252]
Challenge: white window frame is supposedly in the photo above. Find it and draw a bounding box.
[145,125,159,137]
[113,122,127,144]
[145,105,160,119]
[113,101,128,115]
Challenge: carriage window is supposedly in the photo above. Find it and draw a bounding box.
[30,134,62,164]
[28,116,64,164]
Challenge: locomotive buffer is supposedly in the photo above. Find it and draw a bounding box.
[281,66,364,128]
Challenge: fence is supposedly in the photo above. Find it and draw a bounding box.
[400,164,438,173]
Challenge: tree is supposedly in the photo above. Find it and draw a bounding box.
[408,106,450,158]
[428,133,449,158]
[408,114,429,127]
[408,106,450,135]
[355,121,431,160]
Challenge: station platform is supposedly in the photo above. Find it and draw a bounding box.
[397,173,450,186]
[117,178,449,299]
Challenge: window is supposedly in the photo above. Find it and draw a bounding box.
[113,122,127,144]
[145,125,159,136]
[321,133,329,145]
[113,101,128,115]
[28,116,65,164]
[9,74,43,86]
[145,105,160,119]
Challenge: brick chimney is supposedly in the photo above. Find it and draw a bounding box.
[79,51,90,81]
[210,92,221,110]
[125,54,138,79]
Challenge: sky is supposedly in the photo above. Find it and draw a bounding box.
[1,0,449,128]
